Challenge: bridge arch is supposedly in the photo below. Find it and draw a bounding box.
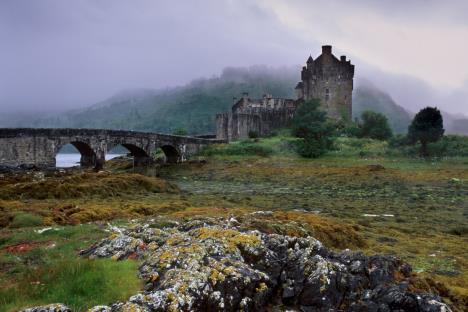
[106,143,152,167]
[0,128,219,168]
[159,145,181,163]
[55,141,96,167]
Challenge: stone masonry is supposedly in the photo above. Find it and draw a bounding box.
[0,128,222,168]
[295,45,355,120]
[216,45,354,141]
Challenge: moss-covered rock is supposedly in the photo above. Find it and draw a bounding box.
[72,217,453,311]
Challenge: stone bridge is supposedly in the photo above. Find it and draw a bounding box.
[0,128,222,168]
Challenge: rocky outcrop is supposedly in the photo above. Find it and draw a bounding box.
[24,218,453,312]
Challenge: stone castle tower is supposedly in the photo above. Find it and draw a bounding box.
[295,45,354,120]
[216,45,355,141]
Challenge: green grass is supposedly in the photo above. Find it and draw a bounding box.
[9,213,43,228]
[0,134,466,310]
[0,258,140,312]
[199,134,468,161]
[0,224,142,312]
[198,131,299,158]
[159,142,468,303]
[200,140,275,157]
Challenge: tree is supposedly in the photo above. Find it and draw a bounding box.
[172,127,188,136]
[408,107,444,156]
[359,111,393,140]
[291,99,335,157]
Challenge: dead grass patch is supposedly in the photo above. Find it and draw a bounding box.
[0,172,179,200]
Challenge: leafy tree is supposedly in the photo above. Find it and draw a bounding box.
[408,107,444,156]
[291,99,335,158]
[359,111,393,140]
[172,127,188,136]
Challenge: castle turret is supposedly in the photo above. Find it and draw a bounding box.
[322,45,332,54]
[296,45,354,120]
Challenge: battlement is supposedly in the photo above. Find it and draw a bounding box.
[322,45,332,54]
[232,93,297,114]
[297,45,354,120]
[216,45,355,141]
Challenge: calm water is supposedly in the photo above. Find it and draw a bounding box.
[56,153,123,168]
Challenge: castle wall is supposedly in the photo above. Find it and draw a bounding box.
[306,76,353,120]
[216,108,296,141]
[216,113,230,140]
[216,46,354,142]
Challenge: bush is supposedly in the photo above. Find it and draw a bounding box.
[295,137,326,158]
[332,137,388,158]
[386,134,468,158]
[172,127,188,136]
[388,134,409,148]
[200,140,273,157]
[291,99,335,158]
[341,122,362,137]
[438,135,468,157]
[358,111,393,140]
[248,130,259,139]
[9,213,43,228]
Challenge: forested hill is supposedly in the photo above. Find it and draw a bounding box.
[25,66,298,134]
[5,66,466,135]
[352,84,413,133]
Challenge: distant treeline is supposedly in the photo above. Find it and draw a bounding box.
[2,66,467,135]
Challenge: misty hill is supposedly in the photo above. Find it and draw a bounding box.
[352,83,413,133]
[24,66,298,134]
[3,66,466,135]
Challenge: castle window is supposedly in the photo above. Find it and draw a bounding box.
[325,88,330,101]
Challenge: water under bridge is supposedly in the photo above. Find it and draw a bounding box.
[0,128,222,168]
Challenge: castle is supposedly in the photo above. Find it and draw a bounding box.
[216,45,354,141]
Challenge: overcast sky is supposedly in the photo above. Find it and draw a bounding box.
[1,0,467,115]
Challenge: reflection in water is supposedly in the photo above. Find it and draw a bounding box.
[55,153,123,168]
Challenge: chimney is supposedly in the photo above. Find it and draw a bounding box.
[322,45,332,54]
[340,55,346,62]
[242,92,249,103]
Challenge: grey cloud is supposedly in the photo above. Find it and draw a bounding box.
[0,0,466,115]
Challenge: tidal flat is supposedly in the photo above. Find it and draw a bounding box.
[0,140,466,311]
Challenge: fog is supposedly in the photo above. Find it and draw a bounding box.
[0,0,467,116]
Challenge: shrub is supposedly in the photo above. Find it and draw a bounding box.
[248,130,259,139]
[172,127,188,136]
[438,135,468,157]
[408,107,444,156]
[9,213,43,228]
[388,134,409,148]
[387,134,468,157]
[332,137,388,158]
[342,122,362,137]
[295,137,326,158]
[200,141,273,157]
[291,99,335,158]
[358,111,393,140]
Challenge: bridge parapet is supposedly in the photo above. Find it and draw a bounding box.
[0,128,224,168]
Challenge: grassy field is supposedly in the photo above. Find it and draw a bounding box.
[0,135,466,310]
